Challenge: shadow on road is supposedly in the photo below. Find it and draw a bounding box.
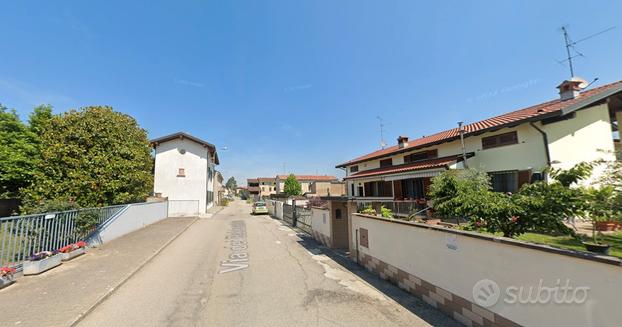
[292,231,460,327]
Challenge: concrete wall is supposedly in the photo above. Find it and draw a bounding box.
[275,201,284,219]
[344,103,616,187]
[311,182,346,196]
[311,208,331,238]
[154,138,211,214]
[351,214,622,327]
[91,201,169,245]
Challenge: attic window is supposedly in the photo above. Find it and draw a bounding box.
[380,158,392,168]
[177,168,186,177]
[404,149,438,163]
[350,165,359,173]
[482,131,518,150]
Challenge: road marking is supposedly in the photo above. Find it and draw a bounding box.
[219,220,249,274]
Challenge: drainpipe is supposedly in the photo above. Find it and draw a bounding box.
[529,122,551,167]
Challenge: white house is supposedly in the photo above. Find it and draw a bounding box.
[151,132,219,216]
[336,78,622,215]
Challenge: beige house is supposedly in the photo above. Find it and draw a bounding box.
[258,177,277,197]
[309,181,346,197]
[214,171,225,205]
[336,78,622,211]
[275,175,338,194]
[246,178,260,200]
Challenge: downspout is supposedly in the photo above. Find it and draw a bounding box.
[529,122,551,167]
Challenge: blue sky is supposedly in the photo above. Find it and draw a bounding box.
[1,1,622,184]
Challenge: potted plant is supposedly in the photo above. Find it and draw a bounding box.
[1,267,16,289]
[58,241,87,261]
[23,251,62,275]
[582,186,619,255]
[359,205,377,216]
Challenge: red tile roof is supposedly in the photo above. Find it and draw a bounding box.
[336,80,622,168]
[277,175,338,181]
[344,155,463,180]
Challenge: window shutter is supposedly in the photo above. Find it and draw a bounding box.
[517,170,531,189]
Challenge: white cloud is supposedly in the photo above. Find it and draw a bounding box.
[174,79,205,88]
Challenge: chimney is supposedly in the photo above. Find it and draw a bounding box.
[397,135,409,148]
[557,77,587,101]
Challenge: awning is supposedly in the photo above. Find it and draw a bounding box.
[344,153,473,181]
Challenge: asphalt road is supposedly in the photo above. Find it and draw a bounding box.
[77,200,458,327]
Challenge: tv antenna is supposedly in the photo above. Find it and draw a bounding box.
[376,116,386,149]
[558,25,616,77]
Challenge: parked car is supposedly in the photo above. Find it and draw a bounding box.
[251,201,268,215]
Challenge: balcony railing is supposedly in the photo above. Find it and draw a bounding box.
[353,198,428,217]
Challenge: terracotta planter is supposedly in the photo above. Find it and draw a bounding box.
[60,247,86,261]
[425,218,441,225]
[595,221,621,232]
[23,254,62,275]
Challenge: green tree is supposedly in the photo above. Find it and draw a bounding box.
[283,174,302,196]
[429,168,578,238]
[21,106,153,211]
[28,104,53,137]
[225,177,237,191]
[0,105,38,199]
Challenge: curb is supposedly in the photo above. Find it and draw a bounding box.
[69,217,200,326]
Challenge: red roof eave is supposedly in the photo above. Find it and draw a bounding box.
[343,155,464,180]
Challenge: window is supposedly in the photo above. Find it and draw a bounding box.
[177,168,186,177]
[363,181,392,197]
[335,209,342,219]
[404,149,438,163]
[350,183,355,197]
[482,131,518,150]
[350,165,359,173]
[489,171,518,193]
[380,158,392,167]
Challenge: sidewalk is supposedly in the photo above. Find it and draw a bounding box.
[0,217,197,327]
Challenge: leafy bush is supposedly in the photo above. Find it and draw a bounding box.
[583,186,620,244]
[22,198,79,214]
[74,211,100,237]
[429,168,580,238]
[221,198,230,206]
[359,205,376,215]
[380,205,393,218]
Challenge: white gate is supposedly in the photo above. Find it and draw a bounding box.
[168,200,200,217]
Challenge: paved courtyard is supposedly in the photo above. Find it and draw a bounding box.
[0,201,458,327]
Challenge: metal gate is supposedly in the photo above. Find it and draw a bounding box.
[296,207,312,234]
[283,204,294,225]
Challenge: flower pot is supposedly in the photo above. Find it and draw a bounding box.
[582,242,611,255]
[595,221,621,232]
[60,247,86,261]
[23,254,62,275]
[0,275,15,289]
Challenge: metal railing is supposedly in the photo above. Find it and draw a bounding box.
[0,205,126,269]
[355,200,426,217]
